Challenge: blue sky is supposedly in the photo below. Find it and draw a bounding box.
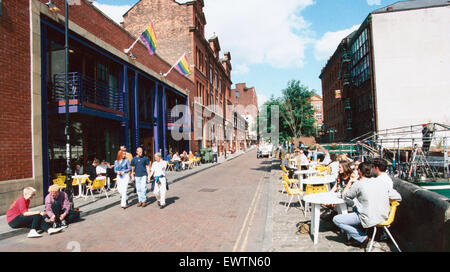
[93,0,399,106]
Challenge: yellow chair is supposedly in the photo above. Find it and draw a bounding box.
[368,201,401,252]
[281,173,299,193]
[196,157,201,166]
[303,184,329,216]
[85,177,109,201]
[52,176,67,190]
[305,184,328,195]
[186,158,195,169]
[167,163,174,171]
[281,180,304,212]
[280,165,289,174]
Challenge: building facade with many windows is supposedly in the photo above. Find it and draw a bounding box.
[0,0,194,214]
[320,0,450,142]
[122,0,235,156]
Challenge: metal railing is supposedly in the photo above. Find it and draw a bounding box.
[53,72,123,113]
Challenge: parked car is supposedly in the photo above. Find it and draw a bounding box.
[257,143,273,158]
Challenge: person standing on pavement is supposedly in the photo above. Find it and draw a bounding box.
[6,187,63,238]
[212,143,218,163]
[45,184,80,228]
[114,150,131,209]
[131,147,151,207]
[149,153,168,209]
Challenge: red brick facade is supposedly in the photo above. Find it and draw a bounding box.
[0,0,32,181]
[231,83,259,118]
[123,0,234,154]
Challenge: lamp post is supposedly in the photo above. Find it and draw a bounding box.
[46,1,74,209]
[63,0,74,209]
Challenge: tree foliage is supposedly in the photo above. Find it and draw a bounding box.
[259,80,316,144]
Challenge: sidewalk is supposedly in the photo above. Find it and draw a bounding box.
[263,158,395,252]
[0,148,252,241]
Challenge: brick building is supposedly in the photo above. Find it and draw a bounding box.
[231,83,259,147]
[0,0,195,214]
[122,0,235,156]
[320,0,450,142]
[319,31,355,143]
[310,94,324,137]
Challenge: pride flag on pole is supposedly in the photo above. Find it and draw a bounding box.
[163,53,191,77]
[139,23,157,55]
[175,54,191,75]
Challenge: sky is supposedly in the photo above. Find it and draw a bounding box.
[92,0,399,107]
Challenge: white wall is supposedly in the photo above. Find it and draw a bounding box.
[371,6,450,131]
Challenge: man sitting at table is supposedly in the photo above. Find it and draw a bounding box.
[45,185,80,228]
[332,162,402,250]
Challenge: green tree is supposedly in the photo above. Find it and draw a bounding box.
[258,80,316,144]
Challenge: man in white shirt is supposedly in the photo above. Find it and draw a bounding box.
[149,153,168,209]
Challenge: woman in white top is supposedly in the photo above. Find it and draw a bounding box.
[332,162,402,249]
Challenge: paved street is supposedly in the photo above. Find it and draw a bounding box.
[0,150,271,252]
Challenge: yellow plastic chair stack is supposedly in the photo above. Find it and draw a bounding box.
[367,201,401,252]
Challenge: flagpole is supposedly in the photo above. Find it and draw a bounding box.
[163,53,186,77]
[124,22,154,54]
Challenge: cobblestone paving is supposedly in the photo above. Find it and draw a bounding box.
[264,160,395,252]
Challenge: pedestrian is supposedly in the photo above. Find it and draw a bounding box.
[114,150,131,209]
[131,147,151,207]
[120,145,136,193]
[6,187,63,238]
[212,144,218,163]
[44,184,80,228]
[150,153,168,209]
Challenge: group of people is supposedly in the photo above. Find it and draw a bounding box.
[6,145,171,238]
[114,146,169,210]
[166,150,199,171]
[6,185,80,238]
[281,143,402,249]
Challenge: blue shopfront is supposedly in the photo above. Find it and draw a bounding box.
[40,16,189,194]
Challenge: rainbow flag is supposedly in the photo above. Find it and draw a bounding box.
[175,54,191,75]
[139,23,157,55]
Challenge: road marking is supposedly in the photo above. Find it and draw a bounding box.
[240,173,266,252]
[233,170,267,252]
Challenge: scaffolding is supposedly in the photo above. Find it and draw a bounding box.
[351,123,450,181]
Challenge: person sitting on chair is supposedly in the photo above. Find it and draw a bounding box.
[332,162,402,250]
[44,184,80,228]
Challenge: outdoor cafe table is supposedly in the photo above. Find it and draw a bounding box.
[303,192,348,245]
[71,174,89,198]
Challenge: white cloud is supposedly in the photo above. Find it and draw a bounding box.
[232,64,250,76]
[314,25,360,61]
[367,0,382,5]
[204,0,315,69]
[93,3,131,24]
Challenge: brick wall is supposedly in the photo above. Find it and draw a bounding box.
[41,0,194,92]
[0,0,32,182]
[122,0,193,80]
[231,83,259,118]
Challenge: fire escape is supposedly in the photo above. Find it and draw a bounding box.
[339,46,353,141]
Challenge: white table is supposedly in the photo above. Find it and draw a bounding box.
[71,175,89,198]
[302,175,335,191]
[303,192,348,245]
